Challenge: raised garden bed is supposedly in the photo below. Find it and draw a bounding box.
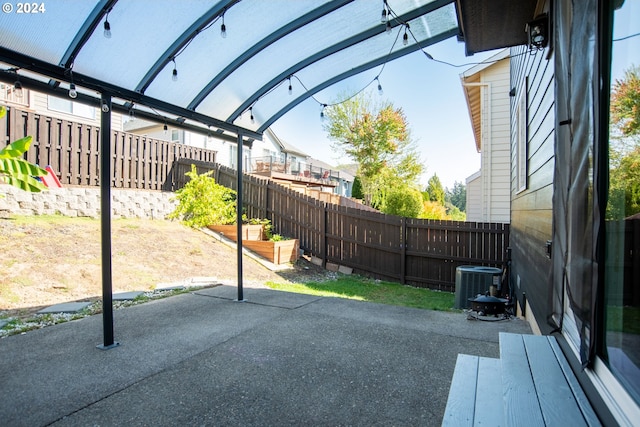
[242,239,299,265]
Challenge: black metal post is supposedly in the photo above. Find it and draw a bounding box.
[236,131,245,302]
[97,93,119,350]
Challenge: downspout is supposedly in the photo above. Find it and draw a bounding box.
[462,82,492,221]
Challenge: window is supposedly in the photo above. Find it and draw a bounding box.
[516,81,528,192]
[0,82,29,106]
[48,95,95,120]
[603,0,640,406]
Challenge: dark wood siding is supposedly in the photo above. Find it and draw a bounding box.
[509,38,555,330]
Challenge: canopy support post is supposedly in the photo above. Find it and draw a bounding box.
[97,92,119,350]
[235,130,245,302]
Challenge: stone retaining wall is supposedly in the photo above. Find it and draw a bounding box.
[0,185,177,219]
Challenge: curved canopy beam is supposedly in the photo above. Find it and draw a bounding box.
[187,0,355,111]
[227,0,454,124]
[257,27,458,133]
[136,0,238,94]
[60,0,118,69]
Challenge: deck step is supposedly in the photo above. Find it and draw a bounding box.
[443,333,601,426]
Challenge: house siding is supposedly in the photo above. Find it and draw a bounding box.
[481,58,511,223]
[509,36,555,331]
[31,91,123,131]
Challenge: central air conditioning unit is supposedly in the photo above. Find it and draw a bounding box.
[454,265,503,309]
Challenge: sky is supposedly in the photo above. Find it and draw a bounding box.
[270,36,500,190]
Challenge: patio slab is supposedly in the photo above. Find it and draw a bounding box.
[0,285,532,427]
[112,291,144,301]
[36,301,92,314]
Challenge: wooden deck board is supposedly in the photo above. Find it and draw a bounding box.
[475,357,504,427]
[442,354,479,427]
[523,334,588,426]
[499,332,546,426]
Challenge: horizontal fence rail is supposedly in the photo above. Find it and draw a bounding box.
[1,106,216,191]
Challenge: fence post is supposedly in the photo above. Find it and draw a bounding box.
[400,217,406,285]
[321,203,328,268]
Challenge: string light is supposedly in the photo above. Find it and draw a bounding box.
[249,107,255,124]
[380,3,387,23]
[103,11,111,38]
[172,59,178,81]
[376,77,383,95]
[68,83,77,99]
[220,13,227,38]
[288,77,293,95]
[163,123,168,134]
[385,17,392,34]
[13,80,23,98]
[320,104,327,121]
[403,24,410,46]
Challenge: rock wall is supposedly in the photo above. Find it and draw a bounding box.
[0,185,177,219]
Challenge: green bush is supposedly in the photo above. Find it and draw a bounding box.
[384,186,423,218]
[168,165,236,228]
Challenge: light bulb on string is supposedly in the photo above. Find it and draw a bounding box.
[163,123,168,134]
[385,18,392,34]
[380,8,387,23]
[220,14,227,38]
[249,107,255,124]
[172,59,178,82]
[288,77,292,95]
[103,12,111,38]
[376,77,383,96]
[320,104,327,121]
[13,80,23,98]
[69,83,77,99]
[403,24,410,46]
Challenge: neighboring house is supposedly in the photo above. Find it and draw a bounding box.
[459,0,640,423]
[461,49,511,223]
[124,117,353,197]
[1,84,124,131]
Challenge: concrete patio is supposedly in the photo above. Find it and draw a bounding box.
[0,285,531,426]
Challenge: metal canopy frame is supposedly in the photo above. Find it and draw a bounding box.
[0,0,461,349]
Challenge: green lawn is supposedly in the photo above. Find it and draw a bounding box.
[266,276,455,311]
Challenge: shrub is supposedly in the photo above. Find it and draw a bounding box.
[168,165,236,228]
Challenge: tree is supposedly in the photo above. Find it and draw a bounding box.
[425,174,445,205]
[608,65,640,219]
[351,175,364,199]
[446,181,466,212]
[323,93,424,208]
[611,65,640,137]
[0,106,48,193]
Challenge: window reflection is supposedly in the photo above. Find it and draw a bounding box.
[605,0,640,403]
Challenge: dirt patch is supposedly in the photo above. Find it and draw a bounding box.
[0,216,331,319]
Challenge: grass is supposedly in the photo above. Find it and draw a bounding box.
[607,305,640,334]
[266,275,455,312]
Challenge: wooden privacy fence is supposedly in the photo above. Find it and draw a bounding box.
[211,164,510,292]
[0,106,216,191]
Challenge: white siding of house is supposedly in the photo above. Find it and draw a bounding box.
[31,91,124,131]
[466,170,482,222]
[464,56,511,223]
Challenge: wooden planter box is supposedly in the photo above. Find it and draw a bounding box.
[242,239,300,265]
[207,224,265,241]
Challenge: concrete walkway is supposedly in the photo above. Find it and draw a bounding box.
[0,285,531,426]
